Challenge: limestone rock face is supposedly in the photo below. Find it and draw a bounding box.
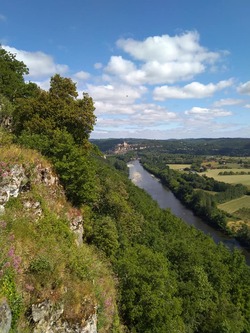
[0,164,28,212]
[0,299,12,333]
[0,160,96,332]
[69,214,84,246]
[31,300,97,333]
[35,165,58,187]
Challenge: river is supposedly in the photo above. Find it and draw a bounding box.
[128,159,250,264]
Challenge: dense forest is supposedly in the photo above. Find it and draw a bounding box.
[92,137,250,156]
[1,46,250,333]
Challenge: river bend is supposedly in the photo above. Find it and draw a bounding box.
[128,160,250,264]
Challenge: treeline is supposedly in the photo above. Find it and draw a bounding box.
[140,154,249,240]
[1,46,250,332]
[219,171,250,175]
[94,138,250,156]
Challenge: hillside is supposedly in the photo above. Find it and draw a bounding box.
[0,145,119,333]
[1,48,250,333]
[1,143,250,333]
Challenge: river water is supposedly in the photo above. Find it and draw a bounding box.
[128,160,250,264]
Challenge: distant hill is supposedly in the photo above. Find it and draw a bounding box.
[92,138,250,156]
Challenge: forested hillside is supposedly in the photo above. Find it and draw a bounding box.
[1,46,250,333]
[92,137,250,156]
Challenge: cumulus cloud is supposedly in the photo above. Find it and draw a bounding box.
[213,98,243,107]
[153,79,233,100]
[237,81,250,95]
[105,56,136,75]
[73,70,90,81]
[130,104,177,125]
[87,83,147,105]
[104,31,224,85]
[86,83,177,131]
[3,45,68,79]
[117,31,219,63]
[185,106,232,120]
[93,98,177,130]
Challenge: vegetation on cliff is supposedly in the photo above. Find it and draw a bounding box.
[1,46,250,333]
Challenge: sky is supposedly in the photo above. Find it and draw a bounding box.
[1,0,250,139]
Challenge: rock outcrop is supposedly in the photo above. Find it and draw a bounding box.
[0,299,12,333]
[0,159,99,332]
[31,300,97,333]
[0,164,28,213]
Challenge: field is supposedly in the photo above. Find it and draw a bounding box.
[218,195,250,214]
[201,168,250,187]
[167,164,250,187]
[167,164,191,170]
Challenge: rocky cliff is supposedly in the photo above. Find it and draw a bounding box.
[0,146,118,332]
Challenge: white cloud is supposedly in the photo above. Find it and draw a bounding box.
[237,81,250,95]
[185,106,232,120]
[105,56,136,75]
[32,79,51,91]
[245,104,250,109]
[131,104,177,125]
[117,31,219,64]
[93,100,177,129]
[213,98,243,107]
[153,79,233,100]
[87,83,147,105]
[106,31,224,85]
[94,101,136,115]
[73,70,90,81]
[3,45,68,79]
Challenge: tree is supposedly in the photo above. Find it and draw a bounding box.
[13,74,96,144]
[0,46,29,101]
[0,94,14,125]
[116,245,183,332]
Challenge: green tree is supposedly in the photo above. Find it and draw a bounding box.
[0,46,29,101]
[13,74,96,144]
[91,216,119,257]
[117,245,183,333]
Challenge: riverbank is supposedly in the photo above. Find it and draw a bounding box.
[128,160,250,264]
[141,160,250,251]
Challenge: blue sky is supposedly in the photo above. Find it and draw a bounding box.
[1,0,250,139]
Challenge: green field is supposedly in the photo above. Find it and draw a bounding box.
[218,195,250,214]
[167,164,191,170]
[201,168,250,187]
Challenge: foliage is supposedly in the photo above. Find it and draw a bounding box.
[1,47,250,333]
[116,245,183,333]
[13,74,96,144]
[0,94,14,119]
[0,272,23,332]
[0,46,28,102]
[91,216,119,257]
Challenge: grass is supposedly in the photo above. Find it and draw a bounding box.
[218,195,250,214]
[0,145,119,332]
[167,164,191,170]
[201,169,250,187]
[168,163,250,187]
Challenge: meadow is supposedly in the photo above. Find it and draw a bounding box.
[201,168,250,187]
[218,195,250,214]
[167,164,250,187]
[167,164,191,170]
